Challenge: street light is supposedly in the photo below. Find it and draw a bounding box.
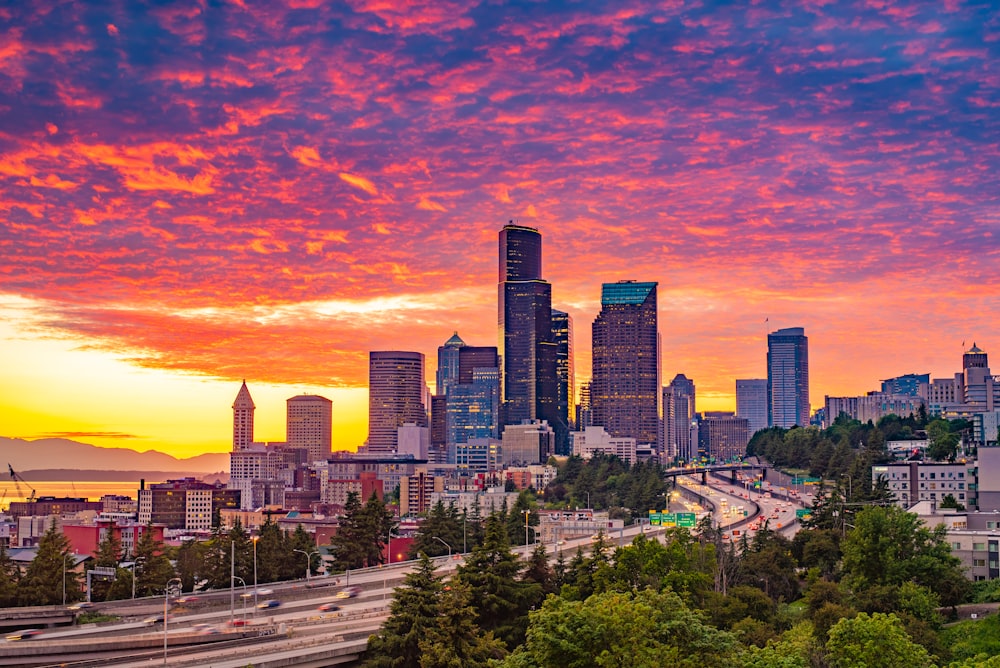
[233,576,248,623]
[163,577,181,665]
[129,557,145,600]
[62,554,71,606]
[431,536,452,557]
[292,548,313,586]
[251,536,259,614]
[522,510,531,546]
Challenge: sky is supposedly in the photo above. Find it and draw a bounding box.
[0,0,997,458]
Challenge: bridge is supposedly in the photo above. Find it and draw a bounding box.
[663,461,770,486]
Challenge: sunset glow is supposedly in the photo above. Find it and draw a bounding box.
[1,1,996,457]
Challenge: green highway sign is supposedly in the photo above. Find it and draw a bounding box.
[677,512,697,527]
[649,512,662,525]
[795,509,812,519]
[663,513,677,527]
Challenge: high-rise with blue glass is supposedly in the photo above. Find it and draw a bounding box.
[767,327,810,428]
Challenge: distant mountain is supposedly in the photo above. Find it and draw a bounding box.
[1,437,228,476]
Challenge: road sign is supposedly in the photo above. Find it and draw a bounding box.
[795,509,812,519]
[662,513,677,527]
[677,512,697,527]
[649,512,662,525]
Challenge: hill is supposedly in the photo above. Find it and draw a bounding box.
[1,437,228,476]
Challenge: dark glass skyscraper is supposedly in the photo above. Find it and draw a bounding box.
[551,309,574,454]
[592,281,659,445]
[498,223,559,432]
[767,327,810,428]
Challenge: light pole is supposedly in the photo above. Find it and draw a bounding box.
[432,536,452,557]
[163,577,181,665]
[129,556,145,600]
[62,554,70,606]
[293,548,313,586]
[523,510,530,546]
[234,577,248,622]
[251,536,259,614]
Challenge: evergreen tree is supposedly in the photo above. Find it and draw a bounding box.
[456,514,540,648]
[365,554,444,668]
[409,501,463,558]
[418,579,507,667]
[88,529,122,601]
[17,519,82,606]
[255,517,287,584]
[328,492,368,572]
[521,543,556,596]
[133,524,175,597]
[0,543,19,606]
[175,540,203,593]
[288,524,321,578]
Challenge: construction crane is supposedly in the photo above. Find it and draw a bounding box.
[8,464,36,503]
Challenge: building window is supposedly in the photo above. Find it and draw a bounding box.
[974,559,986,567]
[974,543,986,551]
[988,522,996,530]
[952,542,962,550]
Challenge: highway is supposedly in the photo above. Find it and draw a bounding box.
[0,474,819,665]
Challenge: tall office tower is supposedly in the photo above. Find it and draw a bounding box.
[880,373,930,397]
[698,412,751,462]
[551,309,574,455]
[767,327,810,428]
[736,379,769,436]
[232,380,255,451]
[286,394,333,463]
[591,281,659,445]
[368,351,428,454]
[498,223,559,431]
[447,368,501,455]
[662,374,696,461]
[576,381,593,429]
[435,332,466,394]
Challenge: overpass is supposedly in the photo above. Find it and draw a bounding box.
[663,461,770,486]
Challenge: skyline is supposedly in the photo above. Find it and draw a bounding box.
[1,1,997,457]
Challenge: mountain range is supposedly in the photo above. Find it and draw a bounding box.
[1,437,228,477]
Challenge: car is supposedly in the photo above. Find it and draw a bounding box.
[143,614,166,624]
[257,599,281,609]
[228,619,248,627]
[335,586,362,599]
[175,596,200,604]
[6,629,42,641]
[318,602,341,612]
[255,589,274,596]
[68,601,93,611]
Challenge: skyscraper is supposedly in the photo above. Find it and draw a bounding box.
[736,379,768,436]
[368,351,428,454]
[662,374,696,461]
[432,333,501,460]
[591,281,659,445]
[551,308,574,455]
[232,380,255,451]
[767,327,810,428]
[498,223,558,431]
[286,394,333,462]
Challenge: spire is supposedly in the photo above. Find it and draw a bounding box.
[233,380,255,410]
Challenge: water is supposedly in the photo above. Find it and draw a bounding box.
[2,481,142,507]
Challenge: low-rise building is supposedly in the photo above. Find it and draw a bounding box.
[873,461,973,509]
[571,426,636,464]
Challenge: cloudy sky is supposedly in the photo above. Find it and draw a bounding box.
[1,0,996,457]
